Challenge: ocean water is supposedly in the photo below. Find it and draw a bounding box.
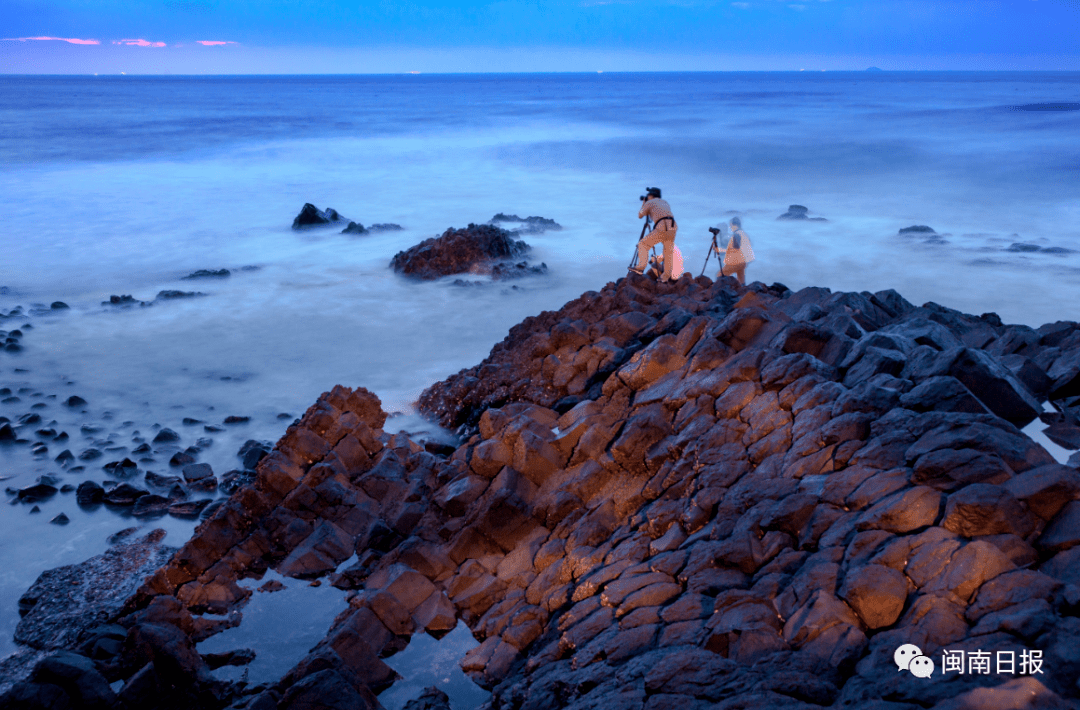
[1,72,1079,695]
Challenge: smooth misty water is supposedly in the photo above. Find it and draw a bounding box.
[1,72,1078,695]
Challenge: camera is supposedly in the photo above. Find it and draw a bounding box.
[640,187,661,201]
[708,227,721,236]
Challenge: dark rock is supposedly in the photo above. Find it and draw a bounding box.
[103,483,149,506]
[402,686,452,710]
[181,417,202,425]
[145,471,182,488]
[49,513,70,525]
[181,268,230,279]
[278,668,380,709]
[168,498,212,518]
[1039,501,1080,553]
[132,494,171,516]
[50,302,69,309]
[152,427,180,443]
[64,396,87,408]
[15,530,174,650]
[75,481,104,505]
[223,415,250,424]
[0,422,18,441]
[155,290,204,300]
[103,294,145,306]
[181,462,213,482]
[292,203,346,229]
[390,223,531,280]
[1044,423,1080,449]
[103,458,138,477]
[777,204,827,221]
[169,451,195,467]
[341,221,368,234]
[369,223,403,232]
[201,647,256,669]
[1006,242,1041,252]
[898,225,936,235]
[18,484,58,502]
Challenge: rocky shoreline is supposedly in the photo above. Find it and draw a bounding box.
[3,272,1080,709]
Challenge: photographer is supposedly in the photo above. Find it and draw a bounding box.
[630,187,678,282]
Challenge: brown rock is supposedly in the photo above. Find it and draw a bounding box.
[940,484,1036,538]
[857,486,943,534]
[839,564,907,629]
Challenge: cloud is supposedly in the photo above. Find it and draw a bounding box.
[113,38,167,47]
[196,40,238,46]
[2,36,100,45]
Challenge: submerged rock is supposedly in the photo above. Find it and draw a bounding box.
[489,213,563,234]
[777,204,827,221]
[390,223,534,280]
[181,269,230,279]
[155,290,205,300]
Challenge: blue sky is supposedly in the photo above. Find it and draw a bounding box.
[3,0,1079,73]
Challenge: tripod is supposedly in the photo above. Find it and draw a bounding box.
[700,227,722,277]
[627,217,657,272]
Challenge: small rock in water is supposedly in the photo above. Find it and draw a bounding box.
[60,484,75,493]
[35,428,56,438]
[258,580,285,593]
[155,290,204,300]
[292,203,346,229]
[1006,243,1041,253]
[182,417,203,425]
[132,494,171,516]
[103,483,149,506]
[18,412,41,425]
[276,412,293,420]
[168,498,211,518]
[152,427,180,443]
[103,458,139,477]
[195,437,213,449]
[145,471,182,488]
[203,424,225,433]
[222,415,250,425]
[78,448,102,461]
[203,648,257,669]
[341,221,368,234]
[181,269,230,280]
[0,423,17,441]
[898,224,936,235]
[18,483,58,501]
[777,204,827,221]
[64,395,87,408]
[132,443,152,454]
[49,513,70,525]
[106,526,139,544]
[181,463,213,482]
[76,481,104,505]
[50,302,69,310]
[29,505,40,513]
[169,451,196,467]
[103,294,146,306]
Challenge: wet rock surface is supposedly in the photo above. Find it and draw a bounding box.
[292,203,346,229]
[4,273,1080,710]
[390,223,540,281]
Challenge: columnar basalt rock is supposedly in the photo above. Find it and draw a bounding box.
[4,274,1080,710]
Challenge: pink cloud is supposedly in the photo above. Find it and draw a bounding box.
[196,40,237,46]
[112,38,167,47]
[3,36,100,45]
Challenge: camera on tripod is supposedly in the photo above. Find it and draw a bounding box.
[639,187,661,201]
[708,227,721,236]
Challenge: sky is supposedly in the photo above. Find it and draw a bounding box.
[2,0,1080,73]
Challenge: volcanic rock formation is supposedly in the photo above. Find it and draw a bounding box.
[4,273,1080,710]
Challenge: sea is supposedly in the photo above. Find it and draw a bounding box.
[1,72,1078,705]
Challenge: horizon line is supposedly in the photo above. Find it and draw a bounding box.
[5,68,1080,77]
